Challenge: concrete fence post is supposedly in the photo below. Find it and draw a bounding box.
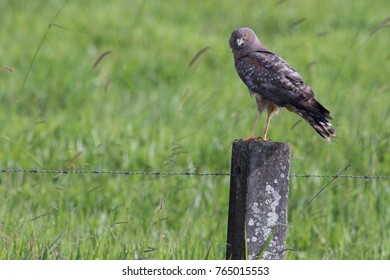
[226,140,291,260]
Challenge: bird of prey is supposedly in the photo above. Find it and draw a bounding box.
[229,27,336,141]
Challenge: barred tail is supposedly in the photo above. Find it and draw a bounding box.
[295,109,336,142]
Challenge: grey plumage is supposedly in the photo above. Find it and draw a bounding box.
[229,27,336,141]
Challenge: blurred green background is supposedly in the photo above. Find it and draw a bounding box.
[0,0,389,259]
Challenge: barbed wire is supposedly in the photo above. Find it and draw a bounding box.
[0,168,389,180]
[290,174,390,180]
[0,169,232,177]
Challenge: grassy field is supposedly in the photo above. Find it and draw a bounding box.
[0,0,389,260]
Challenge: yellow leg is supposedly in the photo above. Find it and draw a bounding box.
[247,111,262,140]
[263,111,272,140]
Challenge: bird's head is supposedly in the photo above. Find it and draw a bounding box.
[229,28,257,50]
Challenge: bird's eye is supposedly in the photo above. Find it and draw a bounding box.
[242,35,247,40]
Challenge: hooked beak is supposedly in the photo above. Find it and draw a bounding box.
[236,37,245,48]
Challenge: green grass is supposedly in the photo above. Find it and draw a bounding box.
[0,0,389,259]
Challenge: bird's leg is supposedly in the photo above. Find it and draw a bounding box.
[262,110,273,141]
[247,111,262,140]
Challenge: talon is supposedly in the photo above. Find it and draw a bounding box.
[244,136,264,142]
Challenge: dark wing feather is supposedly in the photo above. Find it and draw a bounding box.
[235,51,331,118]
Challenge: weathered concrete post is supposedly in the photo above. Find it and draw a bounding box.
[226,140,291,260]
